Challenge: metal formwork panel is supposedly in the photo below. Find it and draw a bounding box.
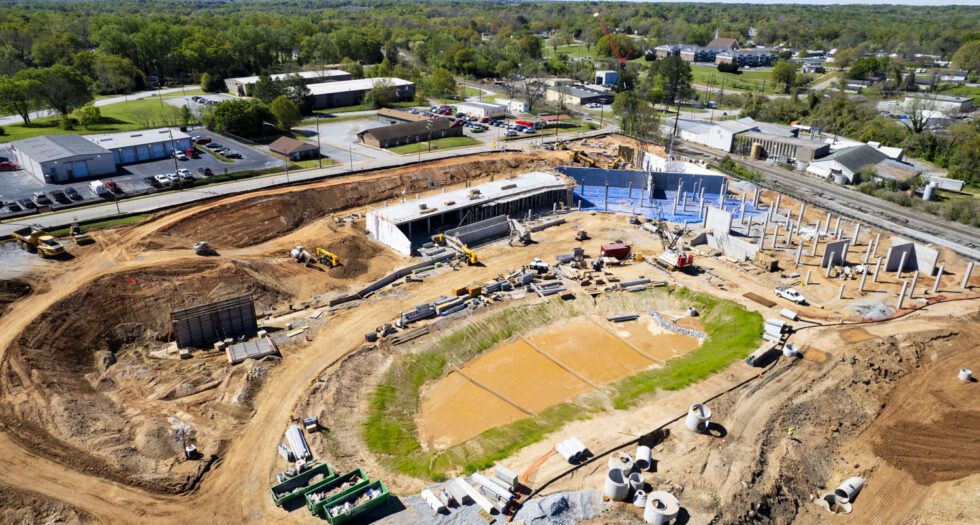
[171,295,258,348]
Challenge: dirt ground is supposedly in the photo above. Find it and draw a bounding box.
[0,137,977,524]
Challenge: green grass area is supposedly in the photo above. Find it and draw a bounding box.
[543,43,592,59]
[689,65,780,94]
[283,157,337,170]
[363,287,762,480]
[387,136,480,154]
[938,85,980,105]
[611,288,764,408]
[323,101,417,114]
[1,93,195,143]
[298,113,373,126]
[47,214,150,237]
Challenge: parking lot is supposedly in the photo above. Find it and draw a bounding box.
[0,130,283,220]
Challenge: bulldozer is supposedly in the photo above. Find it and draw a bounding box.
[314,248,340,268]
[432,233,478,265]
[69,223,94,245]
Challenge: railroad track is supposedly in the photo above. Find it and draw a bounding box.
[676,141,980,261]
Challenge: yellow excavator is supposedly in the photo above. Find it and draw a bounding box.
[569,150,597,167]
[314,248,340,267]
[432,233,478,265]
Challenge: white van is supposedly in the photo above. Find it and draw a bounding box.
[89,180,108,196]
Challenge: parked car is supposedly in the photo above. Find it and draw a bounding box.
[104,180,121,193]
[17,198,35,209]
[174,151,188,161]
[197,167,214,176]
[775,287,807,304]
[506,130,518,137]
[470,125,485,133]
[184,147,199,158]
[0,161,20,171]
[145,176,162,188]
[195,136,212,145]
[65,187,82,200]
[523,127,536,134]
[49,189,69,203]
[205,142,222,149]
[224,151,242,159]
[177,168,191,178]
[154,174,173,186]
[32,192,52,206]
[5,201,22,212]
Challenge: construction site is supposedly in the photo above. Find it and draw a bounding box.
[0,137,977,525]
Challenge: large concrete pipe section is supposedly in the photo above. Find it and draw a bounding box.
[834,477,865,504]
[685,403,712,433]
[644,491,680,525]
[633,489,648,508]
[628,472,645,493]
[604,468,630,501]
[959,369,973,382]
[635,445,653,471]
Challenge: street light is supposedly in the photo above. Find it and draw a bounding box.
[315,113,322,168]
[167,129,182,191]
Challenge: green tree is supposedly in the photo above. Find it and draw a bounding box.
[951,41,980,73]
[0,76,38,124]
[613,90,660,140]
[251,74,281,103]
[771,61,800,94]
[269,95,300,130]
[425,68,457,99]
[90,53,137,94]
[72,103,101,129]
[649,56,692,104]
[178,104,193,126]
[16,65,92,117]
[847,57,884,80]
[363,78,396,109]
[517,36,543,59]
[200,72,224,93]
[340,58,364,80]
[280,74,312,111]
[201,98,274,137]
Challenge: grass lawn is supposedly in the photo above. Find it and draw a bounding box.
[324,101,417,114]
[298,113,373,126]
[543,43,592,59]
[363,287,762,480]
[939,85,980,105]
[1,93,196,143]
[47,214,150,237]
[388,136,480,154]
[689,65,780,94]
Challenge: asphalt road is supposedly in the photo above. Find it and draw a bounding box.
[0,125,616,237]
[676,140,980,262]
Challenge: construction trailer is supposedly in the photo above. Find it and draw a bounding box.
[270,463,336,507]
[366,171,571,256]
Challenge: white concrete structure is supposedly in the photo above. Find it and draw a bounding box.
[904,94,973,114]
[456,101,508,119]
[366,171,570,255]
[662,117,751,152]
[224,70,350,96]
[307,77,415,109]
[496,98,528,114]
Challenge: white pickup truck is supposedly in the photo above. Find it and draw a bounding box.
[775,287,807,304]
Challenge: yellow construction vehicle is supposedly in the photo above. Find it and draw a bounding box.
[314,248,340,268]
[432,233,478,265]
[606,156,628,170]
[569,150,597,167]
[69,223,94,245]
[11,225,66,258]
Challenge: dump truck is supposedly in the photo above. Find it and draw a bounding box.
[599,242,632,260]
[69,223,94,245]
[11,225,66,258]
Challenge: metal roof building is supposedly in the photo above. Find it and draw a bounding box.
[307,77,415,109]
[84,128,193,166]
[366,171,571,255]
[10,135,115,183]
[224,70,351,96]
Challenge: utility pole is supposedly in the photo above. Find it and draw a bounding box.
[315,113,322,168]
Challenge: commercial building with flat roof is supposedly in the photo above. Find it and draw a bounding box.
[85,128,193,166]
[545,84,613,106]
[734,131,830,162]
[307,77,415,109]
[10,135,115,183]
[366,171,571,255]
[457,101,508,119]
[224,70,351,96]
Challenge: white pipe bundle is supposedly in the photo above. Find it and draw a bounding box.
[420,489,446,513]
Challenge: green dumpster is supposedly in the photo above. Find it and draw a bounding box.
[305,467,370,517]
[321,480,391,525]
[270,462,335,507]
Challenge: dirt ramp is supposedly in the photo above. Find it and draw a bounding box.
[0,279,32,319]
[155,154,555,248]
[0,484,101,525]
[0,258,293,493]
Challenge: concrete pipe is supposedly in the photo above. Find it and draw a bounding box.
[635,445,653,471]
[608,451,634,472]
[834,477,865,504]
[644,491,680,525]
[629,472,645,493]
[685,403,712,433]
[633,489,648,508]
[782,343,801,358]
[604,468,630,501]
[959,369,973,382]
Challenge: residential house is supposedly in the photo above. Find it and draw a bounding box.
[357,118,463,149]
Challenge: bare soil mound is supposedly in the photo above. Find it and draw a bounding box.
[873,410,980,485]
[0,258,293,493]
[0,279,32,318]
[155,154,555,248]
[0,484,101,525]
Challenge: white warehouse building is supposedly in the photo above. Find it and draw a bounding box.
[456,101,508,119]
[85,128,193,165]
[366,171,571,255]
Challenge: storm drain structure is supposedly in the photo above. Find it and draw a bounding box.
[559,166,767,224]
[366,171,571,255]
[171,295,258,348]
